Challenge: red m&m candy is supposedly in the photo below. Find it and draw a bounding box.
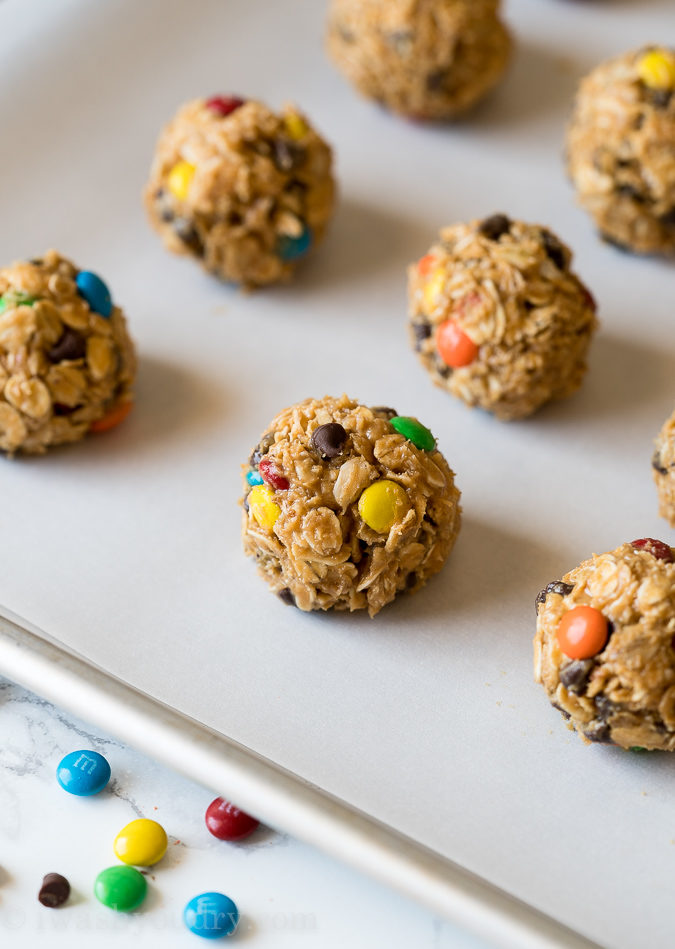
[259,457,290,490]
[205,798,259,841]
[205,96,245,117]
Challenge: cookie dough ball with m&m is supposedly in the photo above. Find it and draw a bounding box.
[567,47,675,254]
[242,395,461,617]
[326,0,511,120]
[0,251,135,454]
[144,96,336,288]
[408,216,598,421]
[534,539,675,751]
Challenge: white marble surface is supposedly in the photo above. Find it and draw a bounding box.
[0,676,492,948]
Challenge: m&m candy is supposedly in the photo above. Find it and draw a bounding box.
[56,750,111,796]
[358,480,408,533]
[205,798,259,841]
[436,320,478,368]
[246,469,264,486]
[277,226,312,262]
[205,95,245,117]
[390,416,435,452]
[94,866,147,912]
[557,606,609,660]
[637,48,675,91]
[184,892,239,939]
[248,484,281,531]
[167,160,196,201]
[75,271,113,318]
[113,818,168,866]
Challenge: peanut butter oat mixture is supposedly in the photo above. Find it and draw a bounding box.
[144,97,336,288]
[534,540,675,751]
[0,251,135,454]
[242,395,461,617]
[652,409,675,526]
[408,215,598,421]
[566,47,675,255]
[326,0,511,120]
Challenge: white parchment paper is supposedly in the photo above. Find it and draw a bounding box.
[1,1,674,946]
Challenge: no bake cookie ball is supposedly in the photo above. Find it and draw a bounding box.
[242,395,461,616]
[652,408,675,526]
[534,540,675,751]
[0,251,135,454]
[567,47,675,255]
[326,0,511,120]
[144,96,336,287]
[408,216,598,421]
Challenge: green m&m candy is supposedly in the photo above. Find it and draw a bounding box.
[94,865,147,912]
[390,416,436,452]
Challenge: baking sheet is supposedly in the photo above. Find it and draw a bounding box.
[1,1,675,947]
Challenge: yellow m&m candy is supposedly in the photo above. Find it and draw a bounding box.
[358,480,408,533]
[637,48,675,91]
[248,484,281,531]
[113,818,168,867]
[423,269,446,313]
[167,160,196,201]
[284,112,309,141]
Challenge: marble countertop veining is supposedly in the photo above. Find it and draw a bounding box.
[0,678,490,948]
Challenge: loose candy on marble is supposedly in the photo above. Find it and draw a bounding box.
[248,484,281,531]
[557,605,609,660]
[89,400,134,434]
[358,480,408,533]
[38,873,70,908]
[246,470,264,486]
[205,95,245,117]
[390,416,435,452]
[167,160,196,201]
[435,320,478,368]
[276,227,312,262]
[311,422,347,459]
[56,750,111,796]
[184,891,239,939]
[637,48,675,91]
[205,798,259,841]
[94,865,147,912]
[113,818,168,867]
[75,271,113,318]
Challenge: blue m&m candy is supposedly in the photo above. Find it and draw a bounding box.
[56,750,111,796]
[246,470,263,486]
[184,892,239,939]
[76,270,113,318]
[276,226,312,262]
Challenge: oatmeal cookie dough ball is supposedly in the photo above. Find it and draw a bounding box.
[652,408,675,525]
[534,539,675,751]
[0,251,135,454]
[144,96,336,288]
[567,47,675,254]
[408,216,598,421]
[326,0,511,120]
[242,395,461,616]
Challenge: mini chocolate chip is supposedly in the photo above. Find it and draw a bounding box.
[173,218,203,255]
[278,588,296,606]
[249,433,274,468]
[617,183,647,203]
[436,363,452,379]
[535,580,574,612]
[48,328,86,363]
[660,207,675,229]
[406,571,418,589]
[652,451,668,474]
[311,422,347,459]
[594,693,615,720]
[478,214,511,241]
[53,403,77,416]
[29,257,44,266]
[559,659,595,695]
[155,188,174,223]
[426,69,447,92]
[552,702,572,721]
[413,322,431,350]
[38,873,70,908]
[273,139,305,172]
[370,406,397,420]
[243,496,250,513]
[541,230,566,270]
[583,720,612,744]
[650,88,673,109]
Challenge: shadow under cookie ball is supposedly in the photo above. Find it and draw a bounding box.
[0,251,136,454]
[408,216,598,421]
[144,97,336,288]
[242,395,461,617]
[326,0,511,120]
[566,47,675,255]
[534,540,675,751]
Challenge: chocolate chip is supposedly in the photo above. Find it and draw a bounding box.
[48,328,86,363]
[155,189,174,223]
[278,588,296,606]
[53,403,77,416]
[311,422,347,459]
[426,69,447,92]
[617,183,647,203]
[559,659,595,695]
[652,451,668,474]
[29,257,44,266]
[370,406,397,420]
[594,693,615,720]
[243,496,250,513]
[38,873,70,908]
[535,580,574,613]
[273,139,305,172]
[173,218,203,255]
[412,322,431,350]
[478,214,511,241]
[249,433,274,468]
[406,571,418,589]
[650,88,673,109]
[541,230,566,270]
[583,720,612,744]
[660,207,675,229]
[552,702,571,721]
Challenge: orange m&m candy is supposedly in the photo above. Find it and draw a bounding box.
[89,400,133,434]
[418,254,436,276]
[436,320,478,368]
[557,606,608,660]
